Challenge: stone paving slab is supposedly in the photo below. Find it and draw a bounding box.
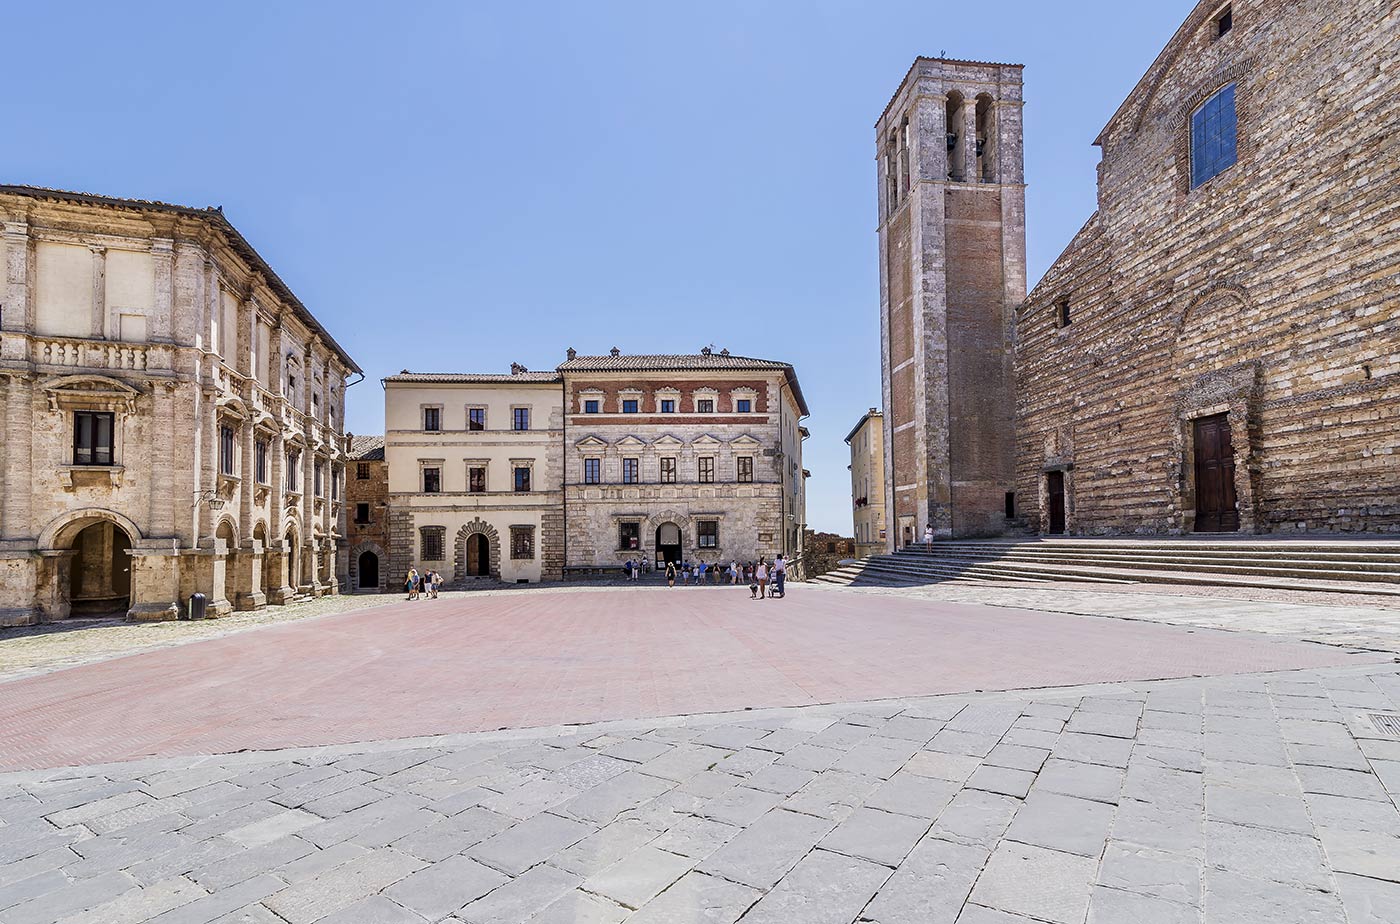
[4,662,1400,923]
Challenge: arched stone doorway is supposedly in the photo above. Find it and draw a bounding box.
[465,534,489,577]
[454,518,500,582]
[358,551,379,589]
[655,522,682,566]
[68,520,132,616]
[284,526,300,594]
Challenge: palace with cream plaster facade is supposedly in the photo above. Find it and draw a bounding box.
[0,186,359,625]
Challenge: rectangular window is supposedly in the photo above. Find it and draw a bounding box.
[584,399,600,414]
[736,399,752,413]
[514,466,531,492]
[331,467,340,500]
[737,456,754,483]
[468,407,486,431]
[660,457,677,483]
[699,457,715,483]
[355,503,370,524]
[256,440,269,484]
[423,407,441,431]
[510,526,534,560]
[1215,6,1232,38]
[422,467,441,493]
[512,407,530,431]
[583,458,601,484]
[314,462,325,497]
[356,461,370,480]
[73,411,115,466]
[219,425,236,475]
[1056,300,1071,328]
[622,458,639,484]
[286,450,300,491]
[698,520,719,548]
[469,466,487,493]
[619,522,640,550]
[622,399,639,414]
[1190,83,1237,189]
[660,399,675,413]
[697,399,714,413]
[421,526,445,562]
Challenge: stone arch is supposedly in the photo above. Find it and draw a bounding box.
[349,540,385,592]
[643,509,693,535]
[975,92,996,182]
[214,515,239,548]
[1173,285,1253,369]
[453,518,500,582]
[38,508,144,551]
[282,519,302,594]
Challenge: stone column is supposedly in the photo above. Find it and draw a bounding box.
[3,374,34,541]
[126,549,180,621]
[88,245,107,339]
[238,537,266,610]
[961,99,979,185]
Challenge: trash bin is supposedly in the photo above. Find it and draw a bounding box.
[188,592,207,621]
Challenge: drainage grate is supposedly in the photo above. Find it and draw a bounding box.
[1366,713,1400,737]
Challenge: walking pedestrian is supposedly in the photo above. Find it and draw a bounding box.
[429,570,441,598]
[665,560,677,588]
[730,560,739,584]
[624,558,634,582]
[405,568,418,600]
[755,559,769,599]
[773,554,786,598]
[924,525,934,551]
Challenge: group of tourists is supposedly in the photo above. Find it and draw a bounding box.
[657,554,787,599]
[620,558,653,580]
[404,567,442,600]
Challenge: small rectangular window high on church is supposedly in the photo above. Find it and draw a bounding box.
[1215,6,1232,39]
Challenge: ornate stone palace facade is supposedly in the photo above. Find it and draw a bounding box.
[381,350,808,584]
[0,186,359,625]
[876,0,1400,542]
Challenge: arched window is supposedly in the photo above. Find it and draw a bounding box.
[946,92,966,181]
[975,94,996,182]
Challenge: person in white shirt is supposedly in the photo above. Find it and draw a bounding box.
[755,559,769,599]
[773,554,787,598]
[924,525,934,551]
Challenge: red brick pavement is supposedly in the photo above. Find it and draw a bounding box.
[0,587,1374,770]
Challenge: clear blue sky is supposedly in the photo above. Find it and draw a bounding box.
[8,1,1190,533]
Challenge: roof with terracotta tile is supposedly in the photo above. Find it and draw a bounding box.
[348,435,385,460]
[381,371,562,384]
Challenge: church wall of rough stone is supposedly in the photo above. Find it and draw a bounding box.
[1016,0,1400,535]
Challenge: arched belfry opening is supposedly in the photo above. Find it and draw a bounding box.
[975,94,996,182]
[946,91,966,181]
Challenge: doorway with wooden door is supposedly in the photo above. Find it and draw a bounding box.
[1045,471,1066,535]
[1193,413,1240,532]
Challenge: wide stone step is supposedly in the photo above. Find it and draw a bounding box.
[861,559,1127,586]
[894,550,1400,583]
[870,553,1400,597]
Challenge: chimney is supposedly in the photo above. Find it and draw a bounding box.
[609,346,621,357]
[510,362,529,375]
[700,346,712,356]
[566,347,577,361]
[720,348,730,356]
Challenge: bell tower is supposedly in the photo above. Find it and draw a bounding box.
[876,58,1026,545]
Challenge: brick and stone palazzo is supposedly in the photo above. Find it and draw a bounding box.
[382,349,808,584]
[0,186,360,625]
[560,349,809,572]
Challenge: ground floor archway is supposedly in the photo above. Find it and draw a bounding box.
[67,520,132,616]
[465,533,489,577]
[656,522,682,565]
[358,551,379,589]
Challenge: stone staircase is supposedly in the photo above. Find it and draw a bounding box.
[812,538,1400,597]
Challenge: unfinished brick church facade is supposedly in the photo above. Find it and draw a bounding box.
[879,0,1400,543]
